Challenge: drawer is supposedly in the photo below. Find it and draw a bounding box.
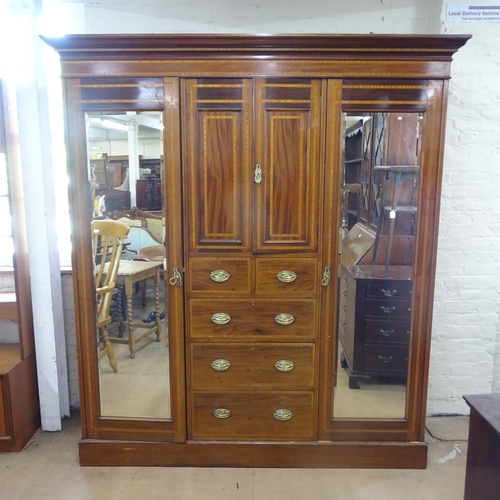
[190,391,315,440]
[363,344,409,373]
[188,257,251,294]
[255,258,318,294]
[365,319,410,344]
[189,298,317,341]
[366,281,412,298]
[365,298,412,319]
[190,343,315,388]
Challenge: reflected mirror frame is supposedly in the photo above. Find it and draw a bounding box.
[84,110,171,421]
[333,111,424,422]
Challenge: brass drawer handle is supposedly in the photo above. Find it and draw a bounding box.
[211,359,231,371]
[275,360,294,372]
[380,306,396,314]
[210,270,230,282]
[213,408,231,419]
[380,329,395,337]
[378,355,394,364]
[273,409,292,421]
[211,313,231,325]
[381,288,397,297]
[275,313,295,325]
[277,270,297,283]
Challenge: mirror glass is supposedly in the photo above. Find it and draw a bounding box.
[334,112,422,419]
[86,111,171,419]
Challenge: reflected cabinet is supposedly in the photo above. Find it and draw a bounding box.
[44,34,469,468]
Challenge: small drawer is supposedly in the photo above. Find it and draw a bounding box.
[363,344,409,373]
[365,319,410,344]
[365,298,412,319]
[255,258,318,294]
[366,281,412,299]
[190,391,315,440]
[188,257,251,294]
[189,298,317,341]
[190,343,315,388]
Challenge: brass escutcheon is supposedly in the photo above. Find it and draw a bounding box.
[275,360,294,372]
[275,313,295,326]
[213,408,231,419]
[273,409,292,421]
[211,359,231,371]
[211,313,231,325]
[210,270,230,282]
[277,270,297,283]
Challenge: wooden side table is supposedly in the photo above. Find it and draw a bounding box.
[108,260,162,358]
[463,393,500,500]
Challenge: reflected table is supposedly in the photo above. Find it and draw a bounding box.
[108,260,162,358]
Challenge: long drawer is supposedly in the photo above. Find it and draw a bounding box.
[189,298,317,341]
[365,298,412,319]
[190,391,315,440]
[366,281,412,298]
[365,319,410,344]
[190,343,315,389]
[363,344,408,373]
[255,258,318,294]
[187,257,251,294]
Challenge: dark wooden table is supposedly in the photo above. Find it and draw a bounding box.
[463,393,500,500]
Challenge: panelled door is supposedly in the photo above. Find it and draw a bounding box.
[183,77,325,441]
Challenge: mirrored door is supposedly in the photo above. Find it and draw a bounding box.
[334,111,422,420]
[85,110,171,420]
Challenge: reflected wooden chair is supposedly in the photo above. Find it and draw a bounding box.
[91,219,130,373]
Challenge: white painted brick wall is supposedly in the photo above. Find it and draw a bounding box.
[59,0,499,415]
[429,13,500,414]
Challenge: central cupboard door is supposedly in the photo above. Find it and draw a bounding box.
[183,78,324,441]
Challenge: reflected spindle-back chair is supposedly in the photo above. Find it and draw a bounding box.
[91,219,130,372]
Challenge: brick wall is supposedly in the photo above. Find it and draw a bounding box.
[429,13,500,414]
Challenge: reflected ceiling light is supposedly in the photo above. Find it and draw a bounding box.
[101,119,128,131]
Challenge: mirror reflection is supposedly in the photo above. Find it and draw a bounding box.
[334,112,422,419]
[86,111,170,419]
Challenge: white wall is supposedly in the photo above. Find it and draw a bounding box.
[84,0,442,34]
[429,11,500,414]
[52,0,500,415]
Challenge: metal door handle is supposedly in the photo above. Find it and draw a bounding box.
[169,267,183,287]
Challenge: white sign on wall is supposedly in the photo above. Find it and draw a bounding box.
[447,4,500,21]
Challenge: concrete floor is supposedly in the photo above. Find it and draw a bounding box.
[0,414,469,500]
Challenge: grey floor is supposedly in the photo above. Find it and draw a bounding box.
[0,414,469,500]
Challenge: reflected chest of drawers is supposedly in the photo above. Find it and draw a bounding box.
[339,265,413,389]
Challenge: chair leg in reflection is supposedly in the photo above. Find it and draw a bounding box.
[111,260,162,359]
[99,325,118,373]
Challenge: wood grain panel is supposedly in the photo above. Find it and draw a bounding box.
[79,439,427,468]
[189,298,317,341]
[254,79,321,252]
[190,343,315,388]
[342,79,428,112]
[0,379,7,436]
[78,77,164,110]
[184,79,252,251]
[190,391,315,440]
